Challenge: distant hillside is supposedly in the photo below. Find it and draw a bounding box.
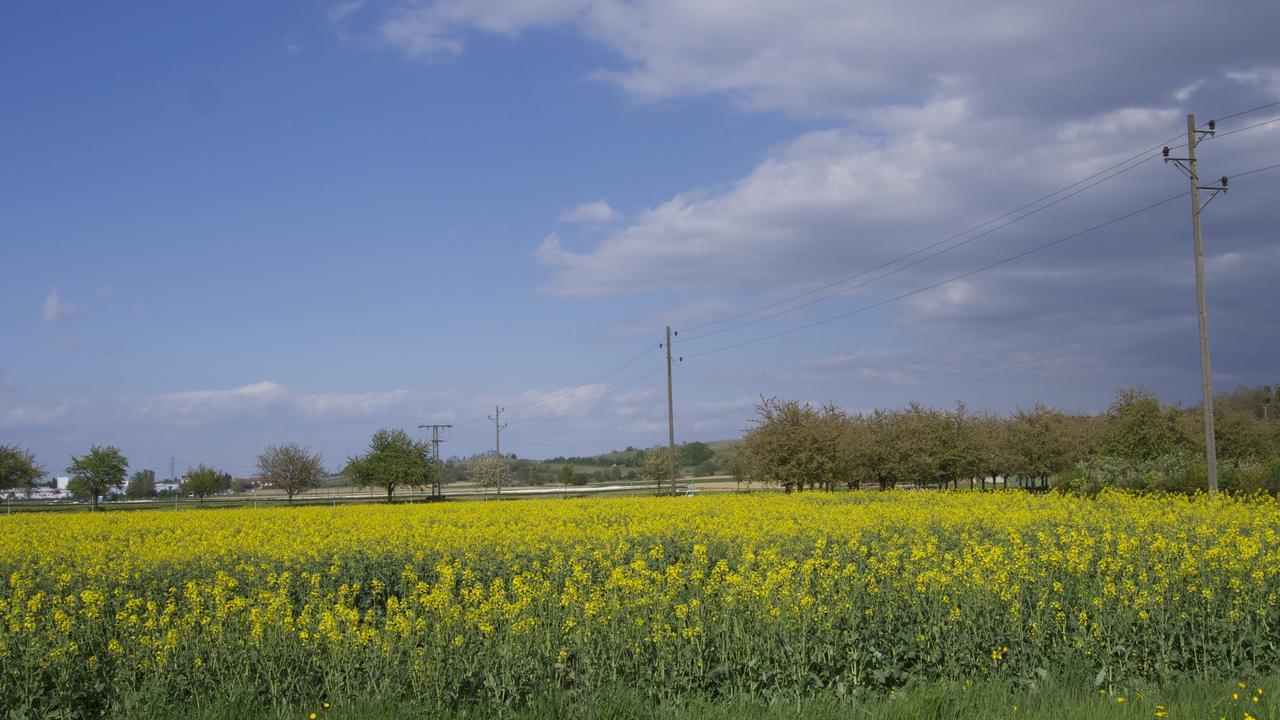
[544,439,740,467]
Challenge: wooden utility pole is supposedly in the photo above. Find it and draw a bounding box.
[489,406,507,497]
[1164,113,1228,495]
[1186,113,1218,496]
[665,326,677,496]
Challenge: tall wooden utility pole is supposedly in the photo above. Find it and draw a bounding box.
[1164,113,1228,495]
[489,406,507,497]
[665,326,677,496]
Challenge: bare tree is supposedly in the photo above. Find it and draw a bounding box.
[256,443,324,502]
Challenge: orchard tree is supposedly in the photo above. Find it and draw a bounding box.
[1102,387,1194,464]
[740,398,851,492]
[256,443,324,502]
[637,445,672,492]
[848,410,900,490]
[67,445,129,510]
[1005,402,1077,489]
[467,453,509,496]
[344,428,435,502]
[181,464,231,503]
[1212,406,1273,465]
[125,469,157,499]
[1,444,45,498]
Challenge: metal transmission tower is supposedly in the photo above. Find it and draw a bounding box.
[489,406,507,497]
[1163,113,1229,495]
[418,424,452,497]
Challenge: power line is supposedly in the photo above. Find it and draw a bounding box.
[507,366,665,425]
[1232,161,1280,178]
[680,154,1160,343]
[1213,115,1280,140]
[678,99,1279,338]
[682,159,1279,361]
[679,139,1182,336]
[502,343,660,419]
[1212,99,1280,123]
[685,192,1186,359]
[682,113,1280,346]
[441,439,642,449]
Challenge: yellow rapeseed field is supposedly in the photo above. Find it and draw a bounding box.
[2,491,1278,715]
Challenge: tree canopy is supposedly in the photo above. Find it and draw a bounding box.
[182,464,232,502]
[67,445,129,510]
[1,444,45,498]
[344,428,436,502]
[256,443,324,501]
[125,469,157,499]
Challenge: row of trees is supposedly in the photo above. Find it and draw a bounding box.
[734,386,1280,495]
[3,429,708,507]
[0,443,328,508]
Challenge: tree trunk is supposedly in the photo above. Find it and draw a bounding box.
[387,485,394,503]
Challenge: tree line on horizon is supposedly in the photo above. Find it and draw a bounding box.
[733,385,1280,494]
[5,385,1277,505]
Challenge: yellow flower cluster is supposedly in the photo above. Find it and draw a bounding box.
[1,490,1277,713]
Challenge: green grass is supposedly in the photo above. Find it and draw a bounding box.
[128,675,1278,720]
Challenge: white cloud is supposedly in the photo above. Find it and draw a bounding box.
[361,1,1277,119]
[506,382,608,420]
[327,0,367,24]
[559,200,618,227]
[0,400,76,428]
[626,418,664,435]
[534,96,1191,298]
[1226,67,1280,97]
[42,288,72,323]
[140,381,287,423]
[608,299,736,337]
[1173,79,1204,102]
[295,389,413,418]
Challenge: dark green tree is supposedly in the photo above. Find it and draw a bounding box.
[67,445,129,510]
[1,444,45,498]
[125,469,157,499]
[181,464,231,503]
[678,441,715,467]
[344,428,435,502]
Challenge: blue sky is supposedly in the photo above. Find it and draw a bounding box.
[3,0,1279,477]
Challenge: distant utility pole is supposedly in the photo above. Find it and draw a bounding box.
[489,406,507,497]
[665,326,677,496]
[1163,113,1229,495]
[171,456,177,510]
[418,424,452,497]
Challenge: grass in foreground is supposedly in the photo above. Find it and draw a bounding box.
[143,675,1279,720]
